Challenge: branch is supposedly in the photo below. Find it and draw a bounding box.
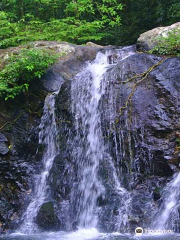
[119,59,166,116]
[0,112,23,131]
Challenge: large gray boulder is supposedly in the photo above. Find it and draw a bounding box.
[137,22,180,51]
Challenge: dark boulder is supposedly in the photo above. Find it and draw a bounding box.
[36,202,61,231]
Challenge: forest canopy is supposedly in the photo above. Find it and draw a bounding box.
[0,0,180,48]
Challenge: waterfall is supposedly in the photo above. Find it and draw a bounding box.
[151,172,180,231]
[17,47,135,234]
[18,46,180,236]
[20,90,60,233]
[71,52,108,228]
[71,49,133,230]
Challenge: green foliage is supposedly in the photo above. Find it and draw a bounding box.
[168,3,180,23]
[176,138,180,150]
[0,48,58,100]
[0,12,18,43]
[0,19,104,48]
[150,30,180,56]
[0,0,123,48]
[102,0,180,46]
[0,0,180,104]
[0,0,180,47]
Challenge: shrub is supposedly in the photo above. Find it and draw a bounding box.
[150,30,180,56]
[0,48,58,100]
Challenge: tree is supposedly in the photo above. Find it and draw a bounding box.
[0,0,180,47]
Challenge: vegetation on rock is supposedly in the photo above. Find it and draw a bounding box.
[0,48,58,100]
[0,0,180,101]
[150,30,180,56]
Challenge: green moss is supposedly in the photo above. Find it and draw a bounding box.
[176,138,180,149]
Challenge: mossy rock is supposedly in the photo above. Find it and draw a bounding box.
[36,202,61,231]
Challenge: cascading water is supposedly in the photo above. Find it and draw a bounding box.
[151,172,180,232]
[71,52,109,228]
[71,49,133,230]
[20,90,60,233]
[17,48,135,235]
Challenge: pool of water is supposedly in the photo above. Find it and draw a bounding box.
[0,229,179,240]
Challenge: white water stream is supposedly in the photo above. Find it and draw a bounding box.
[20,91,60,233]
[151,172,180,231]
[71,50,132,229]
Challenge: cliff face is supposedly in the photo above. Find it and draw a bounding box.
[99,52,180,232]
[0,41,180,233]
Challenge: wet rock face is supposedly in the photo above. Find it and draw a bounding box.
[104,53,180,177]
[99,53,180,231]
[0,102,44,233]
